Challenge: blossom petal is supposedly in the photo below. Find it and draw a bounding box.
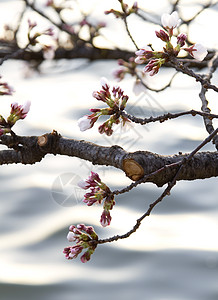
[192,43,208,61]
[77,180,90,189]
[78,116,92,131]
[100,77,110,89]
[67,231,76,242]
[22,100,31,114]
[161,11,180,29]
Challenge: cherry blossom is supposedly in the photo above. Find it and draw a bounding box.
[185,43,208,61]
[67,231,76,242]
[63,224,98,262]
[78,115,93,131]
[100,77,110,89]
[161,11,181,30]
[10,101,31,121]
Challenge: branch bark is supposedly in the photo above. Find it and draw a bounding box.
[1,132,217,187]
[0,39,215,68]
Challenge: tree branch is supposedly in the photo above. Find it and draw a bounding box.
[0,132,217,187]
[169,57,218,93]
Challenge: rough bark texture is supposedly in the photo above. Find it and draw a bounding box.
[0,132,217,186]
[0,39,214,68]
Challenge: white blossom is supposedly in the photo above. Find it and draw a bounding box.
[134,56,145,64]
[135,46,151,56]
[67,231,76,242]
[100,77,110,89]
[22,100,31,114]
[161,11,181,29]
[190,43,208,61]
[78,116,92,131]
[77,180,89,189]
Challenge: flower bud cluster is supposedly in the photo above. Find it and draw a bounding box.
[113,57,136,82]
[27,19,56,60]
[0,126,11,137]
[0,101,31,137]
[46,0,62,13]
[0,113,10,136]
[27,19,54,46]
[0,77,14,96]
[135,46,168,76]
[100,194,115,227]
[161,11,181,37]
[105,1,138,19]
[78,77,130,136]
[7,101,31,126]
[135,11,208,76]
[63,224,98,263]
[79,18,106,34]
[78,171,115,227]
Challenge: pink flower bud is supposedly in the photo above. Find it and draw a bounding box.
[77,180,90,189]
[85,226,94,235]
[69,225,76,231]
[113,68,125,81]
[0,128,4,136]
[80,251,91,263]
[135,46,151,56]
[89,108,101,113]
[10,101,31,120]
[155,30,169,42]
[77,224,87,231]
[132,1,138,11]
[135,46,154,61]
[90,171,101,182]
[117,59,125,66]
[100,210,111,227]
[0,81,14,95]
[92,91,104,101]
[177,33,187,47]
[63,225,98,262]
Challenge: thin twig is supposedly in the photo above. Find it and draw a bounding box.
[97,128,218,244]
[123,16,139,50]
[199,52,218,149]
[169,57,218,92]
[135,71,177,92]
[121,109,218,125]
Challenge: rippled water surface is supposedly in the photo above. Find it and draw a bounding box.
[0,1,218,299]
[0,57,217,300]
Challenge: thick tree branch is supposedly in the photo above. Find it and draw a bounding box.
[95,126,218,244]
[0,132,217,187]
[0,40,134,62]
[0,38,215,67]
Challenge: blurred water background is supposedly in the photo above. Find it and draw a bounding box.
[0,0,218,299]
